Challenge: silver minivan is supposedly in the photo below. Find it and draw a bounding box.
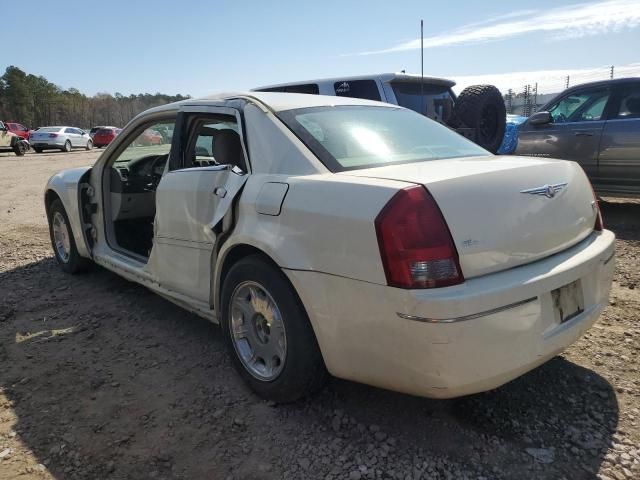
[515,78,640,197]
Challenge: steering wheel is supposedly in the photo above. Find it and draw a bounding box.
[148,154,168,190]
[553,113,566,123]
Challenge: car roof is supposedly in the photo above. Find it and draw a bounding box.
[561,77,640,93]
[145,91,398,116]
[253,73,456,91]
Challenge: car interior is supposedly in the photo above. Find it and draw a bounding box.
[107,116,244,259]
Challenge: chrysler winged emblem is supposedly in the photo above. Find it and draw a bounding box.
[520,182,568,198]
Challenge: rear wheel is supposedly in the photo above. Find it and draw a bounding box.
[47,199,90,274]
[34,148,42,153]
[62,140,71,153]
[86,139,93,150]
[220,255,327,402]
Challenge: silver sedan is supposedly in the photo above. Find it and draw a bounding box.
[30,126,94,153]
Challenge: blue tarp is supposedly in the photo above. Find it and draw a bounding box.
[497,114,527,155]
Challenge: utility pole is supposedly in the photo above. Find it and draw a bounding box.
[565,75,570,89]
[610,65,615,79]
[533,83,538,113]
[420,19,425,116]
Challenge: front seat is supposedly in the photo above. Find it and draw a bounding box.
[213,129,247,172]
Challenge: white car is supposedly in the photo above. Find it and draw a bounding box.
[44,92,615,402]
[30,126,93,153]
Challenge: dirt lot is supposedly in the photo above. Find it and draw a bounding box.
[0,149,639,480]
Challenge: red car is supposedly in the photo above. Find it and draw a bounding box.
[93,127,122,148]
[5,122,30,140]
[137,129,163,146]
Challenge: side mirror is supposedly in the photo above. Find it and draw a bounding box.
[528,111,552,126]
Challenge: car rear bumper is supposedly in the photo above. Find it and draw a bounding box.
[31,139,65,148]
[285,230,615,398]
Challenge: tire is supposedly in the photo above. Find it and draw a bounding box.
[62,140,71,153]
[220,255,327,402]
[86,139,93,150]
[47,199,90,274]
[13,142,27,156]
[34,148,42,153]
[452,85,506,153]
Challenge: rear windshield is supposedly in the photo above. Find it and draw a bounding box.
[97,128,113,134]
[278,105,489,172]
[390,82,454,122]
[38,127,61,133]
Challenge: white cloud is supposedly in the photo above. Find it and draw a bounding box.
[353,0,640,55]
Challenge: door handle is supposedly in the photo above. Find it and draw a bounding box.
[213,187,227,198]
[574,131,594,137]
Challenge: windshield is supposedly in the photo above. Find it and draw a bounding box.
[277,106,490,172]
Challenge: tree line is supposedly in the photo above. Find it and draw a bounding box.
[0,66,190,129]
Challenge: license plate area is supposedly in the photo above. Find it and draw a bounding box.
[551,280,584,324]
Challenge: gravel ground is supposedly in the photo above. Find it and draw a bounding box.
[0,150,639,480]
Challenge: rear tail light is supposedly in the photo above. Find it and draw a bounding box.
[590,185,603,231]
[375,186,464,289]
[49,133,58,138]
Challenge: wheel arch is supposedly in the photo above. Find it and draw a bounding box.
[214,242,282,313]
[44,167,93,259]
[44,189,61,215]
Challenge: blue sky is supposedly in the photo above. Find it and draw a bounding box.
[3,0,639,97]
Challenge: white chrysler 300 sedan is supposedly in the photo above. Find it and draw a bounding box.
[44,92,615,402]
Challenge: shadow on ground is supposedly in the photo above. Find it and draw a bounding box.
[4,199,638,478]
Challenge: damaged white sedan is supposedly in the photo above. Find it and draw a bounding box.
[45,92,615,401]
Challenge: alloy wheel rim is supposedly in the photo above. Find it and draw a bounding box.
[229,281,287,381]
[52,212,71,263]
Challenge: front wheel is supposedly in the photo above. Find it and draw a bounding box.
[220,255,327,402]
[86,139,93,150]
[47,199,90,274]
[62,140,71,153]
[13,142,27,156]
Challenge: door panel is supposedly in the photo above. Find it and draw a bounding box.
[149,165,247,302]
[516,86,611,180]
[598,118,640,193]
[596,83,640,195]
[516,121,604,178]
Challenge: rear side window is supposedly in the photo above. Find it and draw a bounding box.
[334,80,381,101]
[259,84,319,95]
[284,84,319,94]
[615,87,640,119]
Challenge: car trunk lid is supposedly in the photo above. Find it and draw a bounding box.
[341,156,598,279]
